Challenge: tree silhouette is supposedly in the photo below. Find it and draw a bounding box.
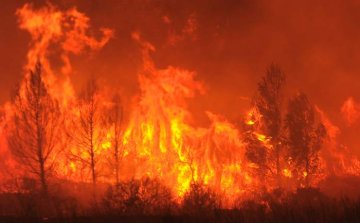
[285,92,326,187]
[244,128,269,180]
[182,182,218,218]
[244,64,285,186]
[102,177,172,215]
[5,62,63,196]
[68,78,106,191]
[107,93,124,185]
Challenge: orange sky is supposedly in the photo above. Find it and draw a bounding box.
[1,0,360,152]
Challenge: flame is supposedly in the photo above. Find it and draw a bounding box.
[16,3,114,105]
[316,106,360,176]
[341,97,360,126]
[116,33,249,198]
[283,169,292,178]
[1,5,255,200]
[247,120,255,125]
[2,2,360,204]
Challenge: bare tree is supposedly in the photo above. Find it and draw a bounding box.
[5,62,63,196]
[285,92,326,187]
[68,78,106,191]
[107,93,124,185]
[180,135,200,184]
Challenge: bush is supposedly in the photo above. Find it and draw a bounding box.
[182,182,219,218]
[102,177,173,215]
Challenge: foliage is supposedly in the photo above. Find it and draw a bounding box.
[285,92,326,186]
[244,64,285,185]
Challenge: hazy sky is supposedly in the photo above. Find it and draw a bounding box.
[1,0,360,149]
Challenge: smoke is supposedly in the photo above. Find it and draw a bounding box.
[341,97,360,126]
[166,13,198,46]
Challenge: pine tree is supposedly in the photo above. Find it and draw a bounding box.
[285,92,326,187]
[244,64,285,186]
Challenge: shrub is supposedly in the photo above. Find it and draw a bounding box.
[102,177,173,215]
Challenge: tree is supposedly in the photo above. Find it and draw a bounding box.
[5,62,62,196]
[285,92,326,187]
[244,64,285,186]
[180,135,201,184]
[243,127,269,180]
[107,93,124,185]
[68,78,106,191]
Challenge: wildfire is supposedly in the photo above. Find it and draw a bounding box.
[16,3,114,105]
[1,2,360,207]
[316,106,360,176]
[115,33,249,197]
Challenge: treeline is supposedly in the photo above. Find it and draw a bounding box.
[4,62,327,194]
[0,62,354,222]
[1,180,360,222]
[4,62,125,197]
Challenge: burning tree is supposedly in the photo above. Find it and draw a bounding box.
[68,78,106,190]
[285,92,326,187]
[244,64,285,187]
[107,93,124,185]
[243,125,269,181]
[5,62,62,196]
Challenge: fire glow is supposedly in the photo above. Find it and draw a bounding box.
[1,2,360,212]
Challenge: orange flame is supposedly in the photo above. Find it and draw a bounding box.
[16,3,114,105]
[3,2,360,203]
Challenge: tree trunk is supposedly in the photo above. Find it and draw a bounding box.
[36,79,48,197]
[39,160,48,196]
[115,140,119,185]
[90,103,97,192]
[305,152,309,187]
[90,144,96,191]
[37,126,48,196]
[275,144,282,188]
